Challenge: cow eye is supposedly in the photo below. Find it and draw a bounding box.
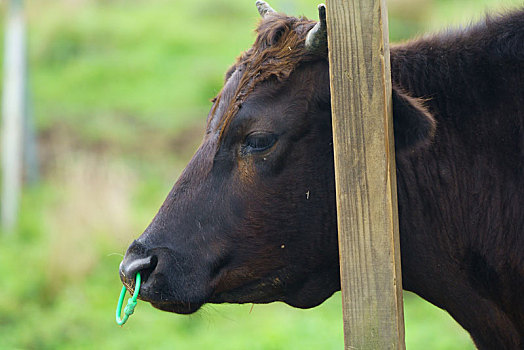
[243,132,277,153]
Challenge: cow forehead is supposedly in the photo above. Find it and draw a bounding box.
[207,67,244,133]
[206,14,319,140]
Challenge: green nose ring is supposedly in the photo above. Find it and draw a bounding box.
[116,272,141,326]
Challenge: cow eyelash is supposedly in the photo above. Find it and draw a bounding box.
[243,132,277,154]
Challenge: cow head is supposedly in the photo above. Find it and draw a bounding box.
[119,1,435,314]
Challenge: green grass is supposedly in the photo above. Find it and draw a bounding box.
[1,0,522,348]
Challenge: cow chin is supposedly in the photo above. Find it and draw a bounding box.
[282,269,341,309]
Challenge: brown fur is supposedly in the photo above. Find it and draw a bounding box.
[210,15,317,138]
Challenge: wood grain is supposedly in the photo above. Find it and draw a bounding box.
[325,0,405,348]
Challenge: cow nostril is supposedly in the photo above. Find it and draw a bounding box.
[120,255,158,286]
[138,255,157,285]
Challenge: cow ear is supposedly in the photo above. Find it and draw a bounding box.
[392,87,436,151]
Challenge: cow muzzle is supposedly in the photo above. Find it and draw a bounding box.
[119,239,209,314]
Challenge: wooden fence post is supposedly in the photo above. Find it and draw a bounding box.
[325,0,405,348]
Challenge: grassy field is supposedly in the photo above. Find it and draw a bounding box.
[1,0,522,348]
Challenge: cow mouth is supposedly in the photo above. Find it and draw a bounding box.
[122,277,206,315]
[121,259,286,314]
[124,275,284,315]
[150,301,203,314]
[135,287,207,314]
[135,278,281,314]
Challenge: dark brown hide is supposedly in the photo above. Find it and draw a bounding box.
[120,8,524,349]
[392,12,524,349]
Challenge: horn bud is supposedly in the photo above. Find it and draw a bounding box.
[256,0,276,18]
[305,4,327,54]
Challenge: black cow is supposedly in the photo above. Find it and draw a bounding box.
[120,2,524,348]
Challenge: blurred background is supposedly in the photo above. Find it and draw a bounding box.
[0,0,521,349]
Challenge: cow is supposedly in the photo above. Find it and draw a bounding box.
[119,2,524,348]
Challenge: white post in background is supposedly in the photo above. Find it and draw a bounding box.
[2,0,27,233]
